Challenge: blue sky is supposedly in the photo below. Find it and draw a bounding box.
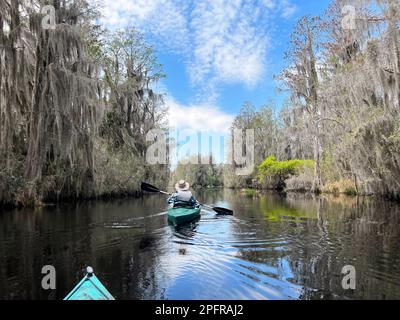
[158,1,330,114]
[100,0,330,161]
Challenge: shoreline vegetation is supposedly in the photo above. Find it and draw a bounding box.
[223,1,400,202]
[0,1,169,209]
[1,1,400,209]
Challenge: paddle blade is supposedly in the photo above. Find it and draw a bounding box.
[141,182,161,193]
[213,207,233,216]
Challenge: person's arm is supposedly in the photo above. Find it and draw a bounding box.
[167,193,177,204]
[191,196,200,207]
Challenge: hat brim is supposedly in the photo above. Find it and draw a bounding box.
[175,182,190,191]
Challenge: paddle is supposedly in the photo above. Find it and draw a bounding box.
[141,182,234,216]
[199,204,234,216]
[141,182,171,196]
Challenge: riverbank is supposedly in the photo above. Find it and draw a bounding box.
[2,180,398,211]
[1,146,169,210]
[0,189,146,211]
[239,184,400,202]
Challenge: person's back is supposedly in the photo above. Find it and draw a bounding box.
[168,180,199,208]
[175,190,193,203]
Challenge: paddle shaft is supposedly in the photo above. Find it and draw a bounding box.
[200,203,214,210]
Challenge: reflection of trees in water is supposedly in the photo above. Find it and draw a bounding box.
[0,195,169,300]
[0,204,94,299]
[318,196,400,300]
[1,191,400,299]
[83,195,168,300]
[225,190,400,299]
[194,188,225,208]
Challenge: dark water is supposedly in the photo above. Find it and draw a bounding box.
[1,189,400,300]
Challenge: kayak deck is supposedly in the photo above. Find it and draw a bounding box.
[168,207,201,226]
[64,267,114,300]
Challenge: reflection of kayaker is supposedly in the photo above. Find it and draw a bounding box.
[168,180,200,209]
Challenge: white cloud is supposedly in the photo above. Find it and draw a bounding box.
[166,97,234,134]
[262,0,276,10]
[100,0,297,102]
[164,97,234,164]
[189,0,269,88]
[280,0,297,19]
[262,0,297,18]
[100,0,190,52]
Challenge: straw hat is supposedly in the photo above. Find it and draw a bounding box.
[175,180,190,192]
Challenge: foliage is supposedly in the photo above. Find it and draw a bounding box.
[0,1,169,206]
[275,0,400,197]
[2,0,400,206]
[322,179,358,196]
[101,28,166,156]
[285,173,314,192]
[224,102,278,188]
[171,156,224,189]
[257,156,314,191]
[258,156,314,179]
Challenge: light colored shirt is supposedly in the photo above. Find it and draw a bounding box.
[168,191,200,208]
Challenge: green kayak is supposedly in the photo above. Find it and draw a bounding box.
[64,267,114,300]
[168,207,201,226]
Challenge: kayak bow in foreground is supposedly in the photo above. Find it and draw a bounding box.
[64,266,114,300]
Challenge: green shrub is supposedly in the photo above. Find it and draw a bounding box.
[257,156,314,190]
[258,156,314,177]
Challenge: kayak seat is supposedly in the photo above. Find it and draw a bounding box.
[172,201,198,209]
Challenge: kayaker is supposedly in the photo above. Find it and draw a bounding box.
[168,180,200,208]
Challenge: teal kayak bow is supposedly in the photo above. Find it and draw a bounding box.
[64,267,114,300]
